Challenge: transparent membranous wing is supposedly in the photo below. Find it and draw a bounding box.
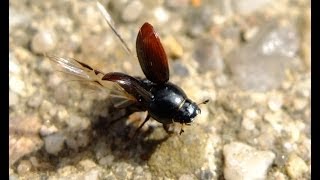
[46,55,137,108]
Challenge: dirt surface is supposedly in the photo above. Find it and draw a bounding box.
[9,0,310,179]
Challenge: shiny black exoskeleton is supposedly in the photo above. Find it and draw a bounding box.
[142,80,201,124]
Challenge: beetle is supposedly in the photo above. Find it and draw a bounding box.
[47,2,208,136]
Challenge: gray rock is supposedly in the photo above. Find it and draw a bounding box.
[98,155,114,167]
[226,22,299,91]
[172,61,189,77]
[185,6,214,37]
[44,133,65,155]
[193,38,224,74]
[65,132,90,150]
[223,142,275,180]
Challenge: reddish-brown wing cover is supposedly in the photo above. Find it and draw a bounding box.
[136,23,169,84]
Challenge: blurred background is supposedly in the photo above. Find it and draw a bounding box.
[9,0,310,179]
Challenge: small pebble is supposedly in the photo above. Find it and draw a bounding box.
[9,54,20,74]
[172,61,189,77]
[264,112,283,133]
[286,153,309,179]
[104,172,117,180]
[57,165,77,176]
[79,159,97,169]
[223,142,275,180]
[31,30,57,54]
[39,125,58,136]
[84,169,100,180]
[56,106,69,123]
[163,36,184,59]
[241,116,256,130]
[47,73,63,89]
[293,97,308,111]
[17,160,32,175]
[9,168,14,175]
[29,156,40,168]
[112,162,134,180]
[99,155,114,167]
[268,170,287,180]
[9,76,26,97]
[54,85,69,105]
[186,6,214,37]
[153,7,169,23]
[193,38,224,73]
[44,133,65,155]
[67,115,90,130]
[65,132,90,150]
[268,95,283,111]
[134,166,143,174]
[27,92,43,108]
[121,1,143,22]
[9,91,19,107]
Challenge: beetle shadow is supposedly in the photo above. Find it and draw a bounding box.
[89,98,170,163]
[10,98,170,173]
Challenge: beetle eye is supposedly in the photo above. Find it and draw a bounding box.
[196,109,201,115]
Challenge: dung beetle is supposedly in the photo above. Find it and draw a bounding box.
[47,2,208,135]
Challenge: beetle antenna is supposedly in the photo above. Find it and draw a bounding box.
[198,99,209,106]
[96,1,133,56]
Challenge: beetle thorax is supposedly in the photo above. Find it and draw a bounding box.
[147,82,187,124]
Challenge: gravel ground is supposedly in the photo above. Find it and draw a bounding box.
[9,0,310,179]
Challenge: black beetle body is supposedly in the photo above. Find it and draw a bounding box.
[141,80,201,124]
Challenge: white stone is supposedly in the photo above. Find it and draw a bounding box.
[9,76,26,96]
[286,153,309,179]
[223,142,275,180]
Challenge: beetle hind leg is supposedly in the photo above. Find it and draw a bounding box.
[130,113,151,139]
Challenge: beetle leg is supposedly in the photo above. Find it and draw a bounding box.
[131,113,150,139]
[179,123,185,135]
